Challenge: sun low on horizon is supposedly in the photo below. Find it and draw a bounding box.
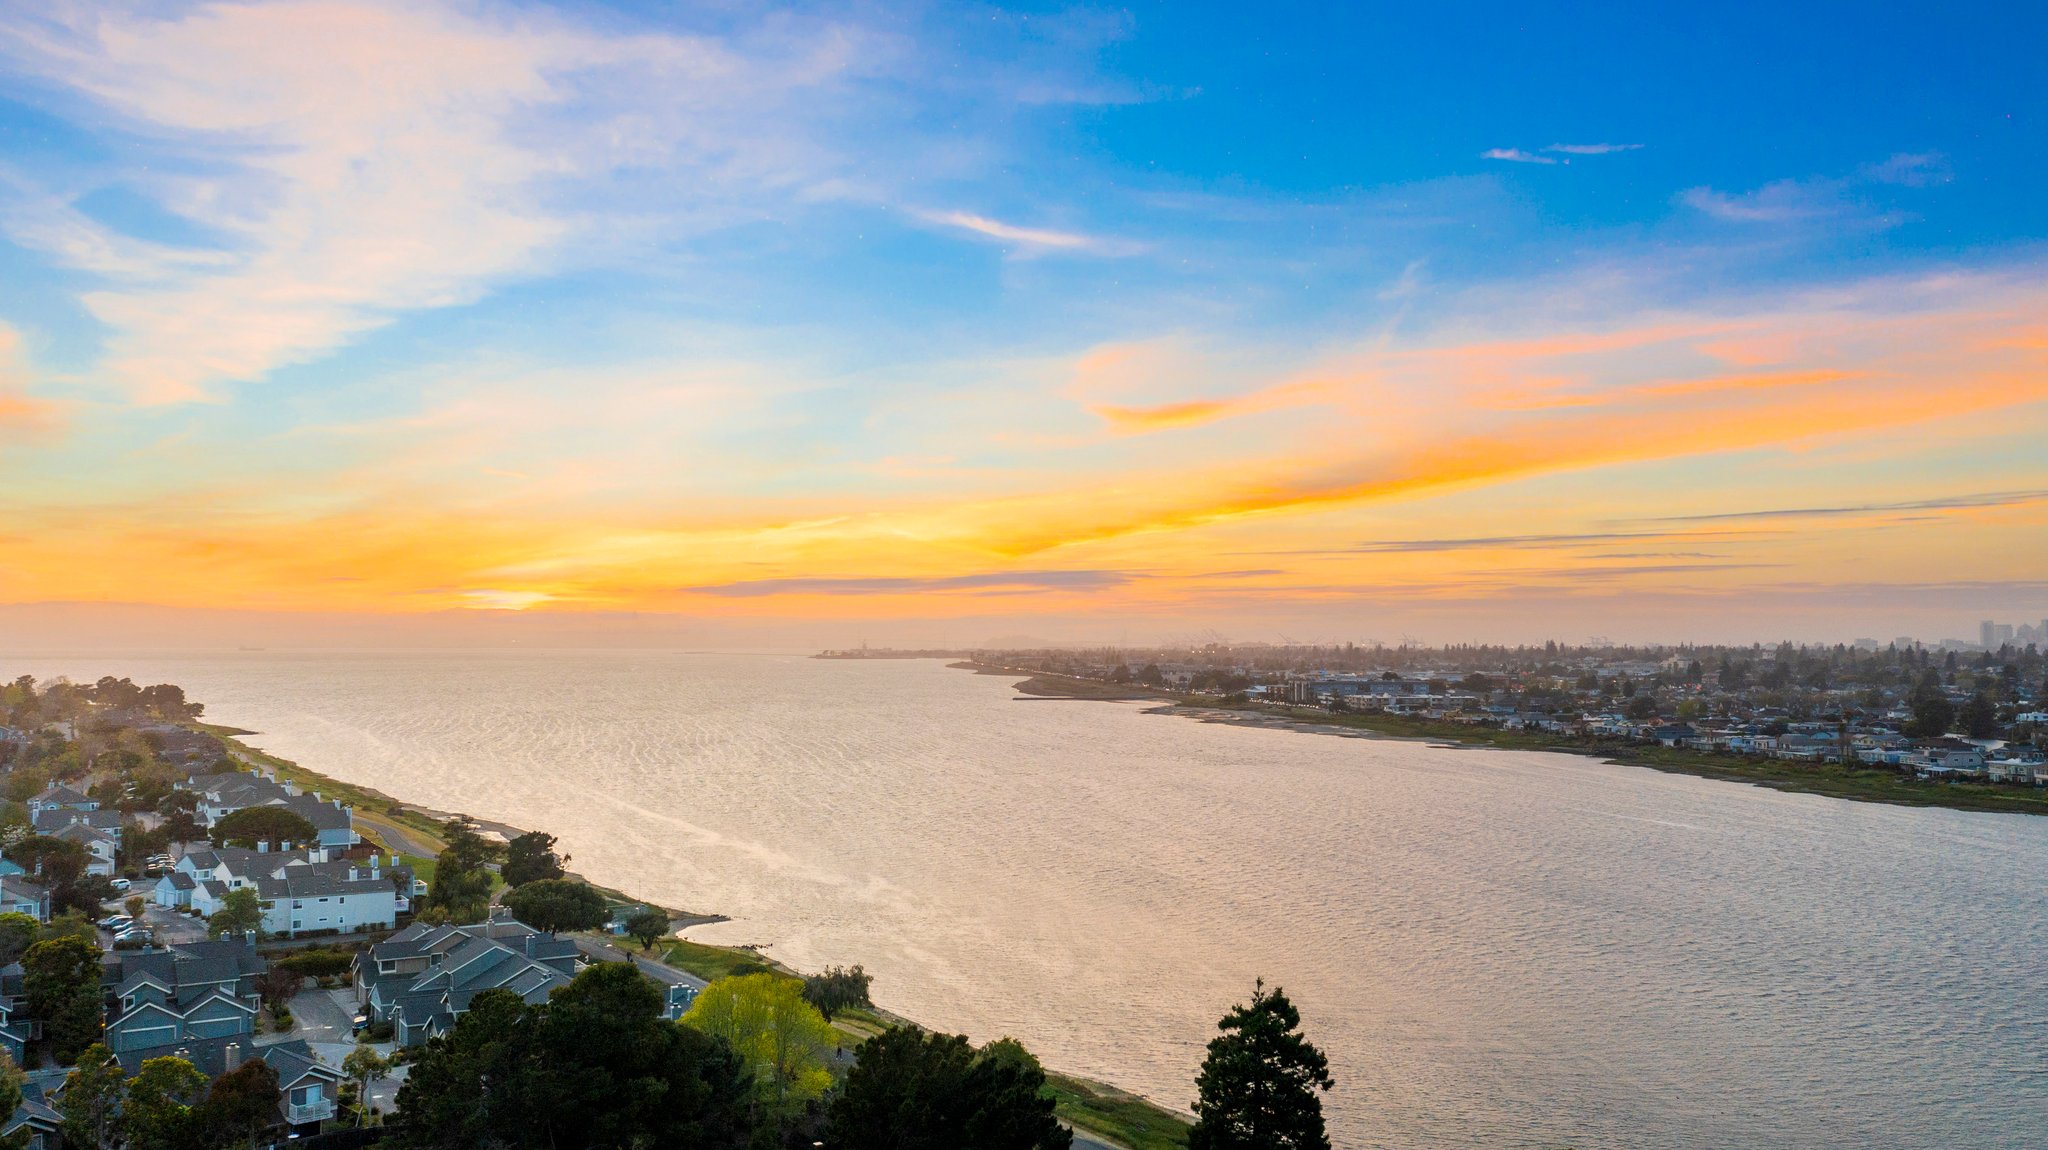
[0,1,2043,645]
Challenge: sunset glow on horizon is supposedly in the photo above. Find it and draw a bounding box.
[0,1,2043,643]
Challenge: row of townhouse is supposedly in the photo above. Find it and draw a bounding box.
[0,937,344,1140]
[353,915,702,1048]
[354,915,586,1046]
[154,846,420,938]
[177,771,361,852]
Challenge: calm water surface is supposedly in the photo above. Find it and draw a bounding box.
[16,650,2047,1148]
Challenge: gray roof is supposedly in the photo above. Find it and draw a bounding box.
[28,785,90,806]
[279,794,353,832]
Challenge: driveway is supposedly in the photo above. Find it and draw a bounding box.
[262,986,358,1047]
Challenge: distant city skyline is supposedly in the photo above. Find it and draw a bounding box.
[0,1,2042,636]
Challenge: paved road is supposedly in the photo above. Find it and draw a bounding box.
[574,936,709,992]
[262,986,358,1047]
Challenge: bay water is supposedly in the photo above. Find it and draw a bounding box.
[15,650,2046,1148]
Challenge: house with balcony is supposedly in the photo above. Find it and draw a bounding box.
[264,1039,344,1133]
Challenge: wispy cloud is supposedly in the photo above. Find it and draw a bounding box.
[0,1,879,402]
[1482,148,1558,165]
[685,570,1135,597]
[1644,488,2048,523]
[917,210,1138,255]
[1545,143,1643,155]
[1679,152,1945,227]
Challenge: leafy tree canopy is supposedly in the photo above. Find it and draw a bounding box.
[501,830,566,888]
[827,1026,1070,1150]
[25,934,105,1064]
[394,963,752,1149]
[500,879,607,934]
[207,887,265,941]
[210,805,317,849]
[802,964,873,1022]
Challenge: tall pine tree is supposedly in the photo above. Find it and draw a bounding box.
[1189,980,1334,1150]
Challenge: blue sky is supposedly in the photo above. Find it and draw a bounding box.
[0,0,2041,642]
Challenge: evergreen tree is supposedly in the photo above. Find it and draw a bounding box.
[1188,981,1334,1150]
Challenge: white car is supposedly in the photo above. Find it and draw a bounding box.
[108,878,132,892]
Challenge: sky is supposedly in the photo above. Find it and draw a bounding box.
[0,0,2044,647]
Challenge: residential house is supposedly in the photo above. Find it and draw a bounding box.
[0,877,49,924]
[253,855,407,938]
[24,784,95,822]
[31,806,124,844]
[152,870,198,909]
[51,821,118,877]
[356,917,584,1046]
[3,1083,62,1150]
[279,794,360,852]
[101,939,265,1059]
[265,1039,345,1132]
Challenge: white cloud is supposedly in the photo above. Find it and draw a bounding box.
[1545,143,1643,155]
[0,1,881,402]
[1481,148,1558,165]
[917,209,1141,256]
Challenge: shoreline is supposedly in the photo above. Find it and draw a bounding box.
[187,718,1190,1149]
[967,664,2048,819]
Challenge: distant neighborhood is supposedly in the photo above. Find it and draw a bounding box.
[923,619,2048,789]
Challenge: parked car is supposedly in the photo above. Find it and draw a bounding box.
[115,928,152,944]
[108,877,131,892]
[97,915,130,931]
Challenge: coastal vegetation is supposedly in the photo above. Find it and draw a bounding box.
[827,1026,1069,1149]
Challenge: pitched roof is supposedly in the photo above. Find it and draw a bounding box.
[28,785,89,806]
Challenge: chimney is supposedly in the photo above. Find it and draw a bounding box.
[224,1041,242,1071]
[243,929,255,947]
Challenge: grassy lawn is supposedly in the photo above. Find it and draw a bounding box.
[657,938,783,982]
[1046,1073,1190,1150]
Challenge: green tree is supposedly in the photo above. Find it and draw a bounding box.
[683,972,836,1130]
[1905,694,1956,738]
[623,907,670,951]
[0,912,40,967]
[121,1055,208,1150]
[207,887,265,940]
[501,830,566,888]
[40,911,99,947]
[500,879,607,934]
[196,1060,280,1149]
[210,806,318,850]
[0,1051,22,1150]
[1188,981,1334,1150]
[828,1027,1070,1150]
[58,1044,126,1150]
[394,966,752,1149]
[802,964,873,1021]
[25,935,104,1063]
[1957,692,2000,739]
[417,819,499,923]
[342,1044,391,1127]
